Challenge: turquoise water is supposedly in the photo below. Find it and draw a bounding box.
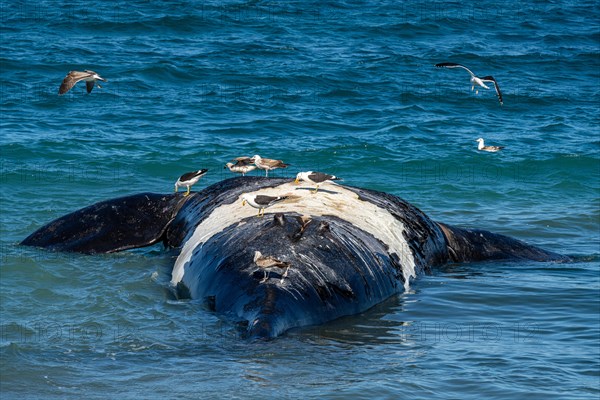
[1,0,599,398]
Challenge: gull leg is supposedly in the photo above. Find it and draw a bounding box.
[184,186,191,197]
[280,266,289,283]
[260,270,269,283]
[265,170,269,177]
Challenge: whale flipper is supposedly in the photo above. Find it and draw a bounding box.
[21,193,188,254]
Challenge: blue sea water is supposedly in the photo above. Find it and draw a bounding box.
[1,0,599,398]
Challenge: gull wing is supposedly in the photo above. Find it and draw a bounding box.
[58,71,91,95]
[435,62,476,77]
[254,195,286,206]
[481,76,503,105]
[308,172,337,183]
[233,157,254,166]
[86,80,95,93]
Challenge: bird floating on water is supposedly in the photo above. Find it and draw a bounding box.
[294,171,342,194]
[59,70,107,95]
[224,157,256,176]
[253,251,290,283]
[476,138,504,152]
[435,62,503,105]
[241,193,288,217]
[174,169,208,196]
[251,155,289,177]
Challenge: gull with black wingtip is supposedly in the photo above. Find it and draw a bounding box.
[435,62,503,105]
[241,193,288,217]
[175,169,208,196]
[295,171,341,194]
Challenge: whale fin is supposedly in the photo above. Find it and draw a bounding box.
[437,223,570,263]
[21,193,189,254]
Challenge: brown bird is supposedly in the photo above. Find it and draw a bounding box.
[253,251,290,283]
[59,70,107,95]
[224,157,257,176]
[251,155,289,177]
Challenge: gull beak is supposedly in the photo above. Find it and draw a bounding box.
[242,200,246,206]
[294,178,300,184]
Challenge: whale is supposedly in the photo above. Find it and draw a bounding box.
[21,177,569,339]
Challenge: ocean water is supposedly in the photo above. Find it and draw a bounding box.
[1,0,599,398]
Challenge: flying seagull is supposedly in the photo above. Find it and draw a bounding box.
[476,138,504,152]
[294,171,342,194]
[435,63,503,105]
[253,251,291,283]
[174,169,209,196]
[241,193,288,217]
[251,155,289,177]
[59,70,107,95]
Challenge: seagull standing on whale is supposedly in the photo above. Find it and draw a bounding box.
[241,193,288,217]
[435,62,503,105]
[175,169,209,196]
[295,171,342,194]
[251,155,289,177]
[59,70,107,95]
[224,157,257,176]
[253,251,290,283]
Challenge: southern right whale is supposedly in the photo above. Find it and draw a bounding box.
[21,177,569,339]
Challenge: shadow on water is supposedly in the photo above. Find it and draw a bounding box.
[286,294,414,346]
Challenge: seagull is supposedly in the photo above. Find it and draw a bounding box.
[253,251,290,283]
[294,171,342,194]
[435,62,503,105]
[251,155,289,177]
[224,157,257,176]
[241,193,288,217]
[174,169,208,196]
[59,70,107,95]
[476,138,504,152]
[225,162,256,176]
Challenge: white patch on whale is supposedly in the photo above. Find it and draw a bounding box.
[171,182,417,291]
